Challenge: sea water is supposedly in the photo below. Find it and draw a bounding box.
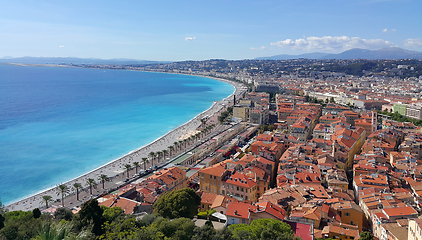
[0,64,234,205]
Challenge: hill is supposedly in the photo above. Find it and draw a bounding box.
[256,47,422,60]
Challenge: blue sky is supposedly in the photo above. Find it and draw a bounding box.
[0,0,421,61]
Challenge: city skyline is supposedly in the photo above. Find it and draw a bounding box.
[1,0,421,61]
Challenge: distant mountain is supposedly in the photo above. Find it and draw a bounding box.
[0,56,170,65]
[256,47,422,60]
[255,52,328,60]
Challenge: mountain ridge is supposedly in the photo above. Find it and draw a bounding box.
[0,56,170,65]
[255,47,422,60]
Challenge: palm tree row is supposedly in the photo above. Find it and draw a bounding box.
[42,173,112,209]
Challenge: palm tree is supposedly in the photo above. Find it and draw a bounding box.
[142,157,149,170]
[86,178,96,195]
[98,174,110,189]
[183,139,187,148]
[56,184,70,207]
[133,162,140,173]
[149,152,155,166]
[124,164,132,178]
[168,146,174,155]
[72,183,83,201]
[174,142,179,151]
[40,195,53,209]
[178,140,183,150]
[162,149,167,159]
[156,151,162,162]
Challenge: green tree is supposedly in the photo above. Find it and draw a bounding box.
[32,208,41,219]
[360,231,374,240]
[98,174,110,189]
[75,199,105,236]
[229,218,294,240]
[192,222,216,240]
[153,188,201,219]
[56,184,70,208]
[124,164,132,178]
[133,162,140,173]
[198,209,216,220]
[40,195,53,209]
[102,206,124,223]
[152,217,196,240]
[86,178,96,195]
[142,158,149,171]
[53,208,73,221]
[72,182,83,201]
[149,152,156,167]
[33,221,74,240]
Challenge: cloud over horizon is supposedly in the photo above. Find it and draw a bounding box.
[185,37,196,41]
[271,36,395,52]
[251,46,266,50]
[404,38,422,48]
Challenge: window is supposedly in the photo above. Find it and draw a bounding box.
[257,186,260,190]
[245,196,248,200]
[350,221,354,225]
[222,190,225,195]
[242,219,246,224]
[345,212,350,217]
[237,187,239,191]
[205,186,208,190]
[214,176,216,179]
[241,188,244,192]
[210,176,212,179]
[223,183,225,187]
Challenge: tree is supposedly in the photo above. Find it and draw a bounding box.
[168,146,174,155]
[102,206,124,223]
[40,195,53,209]
[153,217,196,240]
[86,178,96,195]
[229,218,294,240]
[360,231,374,240]
[133,162,140,173]
[198,209,217,220]
[72,182,83,201]
[32,208,41,219]
[174,142,179,151]
[162,150,167,159]
[149,152,156,167]
[54,208,73,221]
[55,184,70,208]
[98,174,110,189]
[330,97,335,103]
[142,158,149,171]
[153,188,201,219]
[124,164,132,178]
[156,151,162,162]
[75,199,105,236]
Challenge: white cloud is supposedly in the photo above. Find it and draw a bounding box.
[270,36,395,52]
[383,28,396,33]
[59,45,64,48]
[251,46,266,50]
[404,38,422,48]
[185,37,196,41]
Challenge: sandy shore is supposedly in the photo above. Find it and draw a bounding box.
[4,75,246,212]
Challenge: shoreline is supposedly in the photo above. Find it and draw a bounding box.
[4,70,246,211]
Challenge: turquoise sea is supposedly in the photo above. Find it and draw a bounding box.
[0,65,234,205]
